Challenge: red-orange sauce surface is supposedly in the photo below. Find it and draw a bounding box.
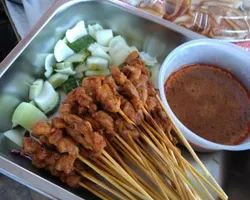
[165,64,250,145]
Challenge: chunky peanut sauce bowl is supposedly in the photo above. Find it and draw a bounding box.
[158,39,250,152]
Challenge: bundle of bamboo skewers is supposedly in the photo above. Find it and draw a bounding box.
[21,52,228,200]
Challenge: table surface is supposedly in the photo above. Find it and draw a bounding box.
[0,174,49,200]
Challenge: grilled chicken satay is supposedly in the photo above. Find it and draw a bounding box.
[119,52,172,133]
[31,121,79,174]
[22,137,81,187]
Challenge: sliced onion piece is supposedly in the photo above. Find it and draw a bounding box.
[109,36,127,48]
[85,69,110,77]
[88,42,110,53]
[75,63,89,73]
[86,57,109,70]
[66,21,88,43]
[34,81,60,114]
[48,73,69,89]
[96,30,113,46]
[91,48,112,63]
[88,23,103,39]
[29,79,44,100]
[54,40,74,62]
[55,67,76,75]
[44,54,56,78]
[140,52,158,67]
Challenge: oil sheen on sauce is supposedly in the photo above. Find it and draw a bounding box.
[165,64,250,145]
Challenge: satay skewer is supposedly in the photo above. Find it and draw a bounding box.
[155,95,228,200]
[79,182,111,200]
[75,168,129,200]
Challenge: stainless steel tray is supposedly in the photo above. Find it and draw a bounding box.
[0,0,249,199]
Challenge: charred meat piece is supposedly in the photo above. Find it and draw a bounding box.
[137,86,148,105]
[64,114,106,153]
[80,147,103,160]
[121,98,143,125]
[92,111,117,140]
[152,105,171,133]
[56,137,79,155]
[51,117,66,129]
[92,111,114,131]
[146,96,158,112]
[21,137,42,155]
[83,115,101,131]
[48,129,64,146]
[111,66,141,110]
[31,121,53,138]
[110,65,127,85]
[55,154,77,174]
[125,51,140,65]
[61,87,97,117]
[115,118,139,141]
[94,76,121,113]
[123,65,142,83]
[82,76,105,99]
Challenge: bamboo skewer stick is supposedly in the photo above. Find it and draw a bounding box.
[77,155,137,200]
[94,159,154,200]
[102,150,154,200]
[140,132,204,199]
[113,139,166,200]
[155,95,228,200]
[79,182,111,200]
[75,168,129,200]
[119,110,135,125]
[107,139,164,200]
[125,135,172,200]
[115,138,180,200]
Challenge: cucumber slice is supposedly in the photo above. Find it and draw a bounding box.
[54,40,74,62]
[86,57,109,70]
[65,50,90,63]
[140,52,158,67]
[66,21,88,43]
[55,67,76,75]
[29,79,44,100]
[75,63,89,73]
[91,48,112,63]
[48,73,69,89]
[96,30,113,46]
[44,54,56,78]
[68,35,95,53]
[88,23,103,39]
[85,69,110,76]
[12,102,48,131]
[4,128,26,147]
[109,36,127,48]
[88,42,110,53]
[56,62,73,70]
[34,81,60,114]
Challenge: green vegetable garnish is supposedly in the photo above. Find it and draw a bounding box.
[68,35,95,53]
[63,77,81,94]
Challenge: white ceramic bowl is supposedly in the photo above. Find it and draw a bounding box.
[158,39,250,151]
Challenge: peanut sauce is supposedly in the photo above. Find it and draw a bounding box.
[165,64,250,145]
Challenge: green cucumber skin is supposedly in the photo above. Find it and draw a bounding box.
[68,35,95,53]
